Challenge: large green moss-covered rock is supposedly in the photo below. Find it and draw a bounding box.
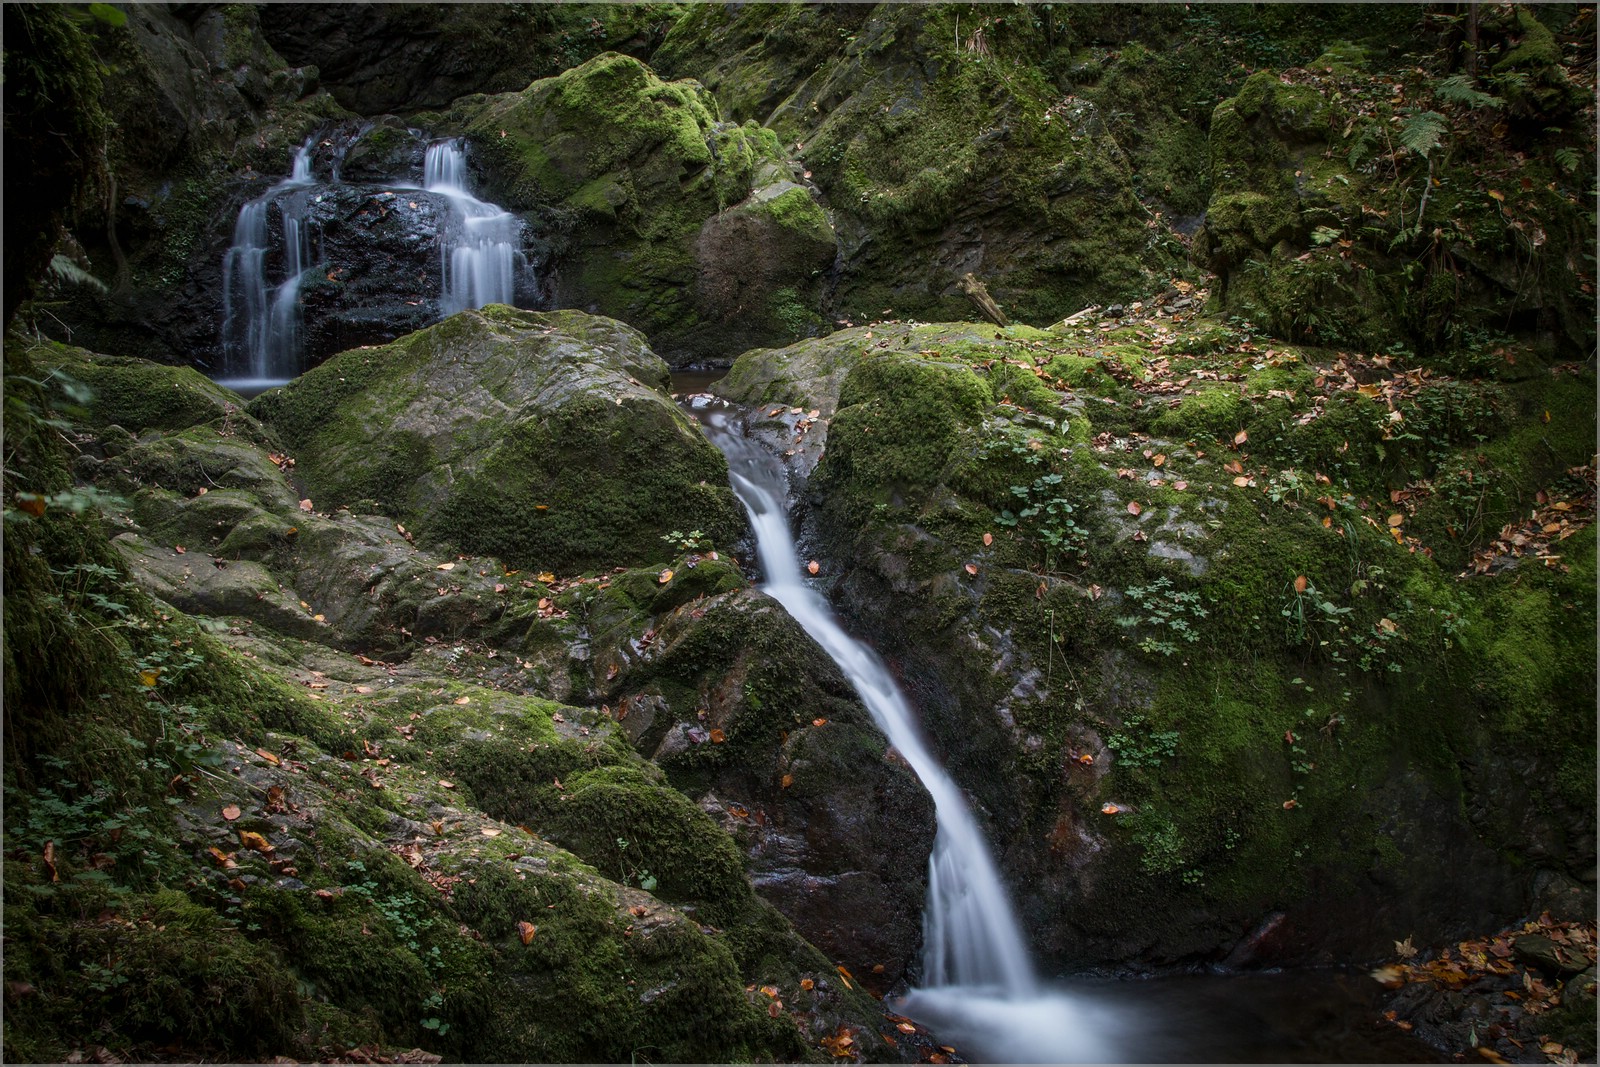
[249,306,742,573]
[453,53,837,361]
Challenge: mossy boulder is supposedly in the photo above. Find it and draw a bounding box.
[588,581,936,993]
[722,310,1594,973]
[455,52,835,362]
[249,306,742,573]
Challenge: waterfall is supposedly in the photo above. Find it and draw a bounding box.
[219,140,316,387]
[691,402,1120,1062]
[423,140,522,315]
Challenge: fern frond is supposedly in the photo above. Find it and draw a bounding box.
[48,255,107,293]
[1397,110,1448,159]
[1434,74,1504,110]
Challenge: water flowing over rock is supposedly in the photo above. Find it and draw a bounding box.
[215,127,539,390]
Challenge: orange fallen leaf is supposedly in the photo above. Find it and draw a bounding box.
[1173,480,1188,491]
[1233,430,1248,446]
[709,728,727,743]
[1487,189,1504,202]
[174,544,187,554]
[982,532,993,546]
[759,984,780,998]
[898,1022,917,1034]
[807,560,820,575]
[800,978,815,991]
[517,921,537,945]
[768,999,784,1017]
[812,718,828,727]
[1101,803,1121,814]
[255,748,280,765]
[221,804,241,821]
[1387,513,1404,527]
[964,563,978,575]
[1293,575,1308,593]
[1232,476,1251,487]
[454,696,471,705]
[439,780,455,789]
[781,773,794,788]
[658,568,674,584]
[299,499,314,512]
[1282,798,1298,810]
[480,827,502,837]
[139,669,160,687]
[1127,501,1142,516]
[239,830,274,852]
[1077,753,1094,765]
[1153,454,1166,467]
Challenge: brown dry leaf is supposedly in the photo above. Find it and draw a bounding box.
[354,685,373,694]
[1233,430,1248,447]
[812,718,828,727]
[1487,189,1505,202]
[255,748,281,765]
[1173,480,1188,491]
[239,830,274,853]
[1127,501,1142,516]
[221,804,242,821]
[480,827,502,838]
[1322,516,1333,528]
[781,773,794,789]
[174,545,187,555]
[982,532,993,546]
[1370,964,1407,988]
[807,560,820,575]
[768,999,783,1018]
[439,780,455,790]
[897,1022,917,1034]
[537,571,556,584]
[436,562,455,571]
[1101,803,1121,815]
[1377,617,1398,633]
[454,696,471,705]
[964,563,978,576]
[298,499,314,512]
[1153,454,1166,467]
[800,978,815,991]
[1233,476,1251,487]
[709,728,727,744]
[658,568,674,584]
[1387,513,1404,527]
[1293,575,1308,593]
[517,921,537,945]
[760,984,780,998]
[1282,798,1298,810]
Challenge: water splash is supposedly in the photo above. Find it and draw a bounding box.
[423,140,523,315]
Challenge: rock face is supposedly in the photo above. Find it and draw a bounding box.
[716,313,1595,973]
[249,306,744,571]
[12,334,937,1062]
[453,52,839,363]
[653,4,1188,329]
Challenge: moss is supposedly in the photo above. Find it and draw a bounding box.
[1,885,305,1062]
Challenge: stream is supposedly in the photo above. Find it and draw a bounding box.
[683,389,1441,1064]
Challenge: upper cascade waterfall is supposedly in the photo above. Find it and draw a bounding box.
[220,140,316,386]
[215,130,528,391]
[691,401,1118,1062]
[423,140,522,316]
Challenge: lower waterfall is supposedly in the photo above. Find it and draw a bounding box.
[693,402,1120,1063]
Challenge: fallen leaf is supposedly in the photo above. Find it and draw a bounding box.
[439,780,455,789]
[768,999,784,1017]
[453,696,471,705]
[1127,501,1143,516]
[760,984,780,998]
[807,560,820,575]
[1487,189,1504,202]
[174,544,187,554]
[517,921,537,945]
[436,562,455,571]
[299,499,314,512]
[138,669,160,687]
[1153,454,1166,467]
[1387,513,1404,527]
[658,568,674,584]
[1282,798,1298,810]
[709,728,727,743]
[239,830,274,853]
[255,748,280,765]
[1233,430,1248,446]
[1294,575,1308,593]
[781,773,794,789]
[537,572,556,583]
[1377,617,1398,633]
[1101,803,1121,815]
[982,532,993,546]
[812,718,828,727]
[1173,480,1188,491]
[481,827,501,837]
[800,978,815,991]
[964,563,979,576]
[898,1022,917,1034]
[221,804,241,821]
[1233,476,1251,487]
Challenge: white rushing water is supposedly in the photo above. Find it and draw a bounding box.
[219,140,316,385]
[694,404,1121,1063]
[424,140,522,315]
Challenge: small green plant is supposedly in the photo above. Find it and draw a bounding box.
[614,837,658,893]
[1104,715,1180,769]
[1116,577,1209,656]
[660,529,712,553]
[995,473,1087,571]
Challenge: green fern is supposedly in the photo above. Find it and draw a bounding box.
[1397,109,1449,159]
[48,254,107,293]
[1554,146,1582,175]
[1433,74,1504,110]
